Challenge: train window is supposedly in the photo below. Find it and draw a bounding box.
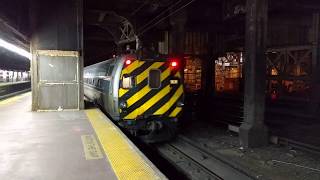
[121,75,135,89]
[108,65,114,76]
[149,69,161,89]
[97,79,102,88]
[102,80,110,91]
[103,63,110,76]
[96,67,107,76]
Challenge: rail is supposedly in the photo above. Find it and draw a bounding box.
[154,135,254,180]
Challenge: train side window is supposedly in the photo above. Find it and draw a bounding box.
[149,69,161,89]
[102,80,110,91]
[108,65,114,76]
[103,64,110,76]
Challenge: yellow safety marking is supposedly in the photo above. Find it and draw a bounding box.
[136,62,163,85]
[126,86,150,107]
[81,134,104,160]
[119,88,129,98]
[153,85,183,115]
[0,92,31,106]
[169,107,182,117]
[119,62,164,98]
[174,71,181,78]
[125,85,171,119]
[122,60,144,75]
[85,109,164,180]
[119,60,144,98]
[126,68,171,107]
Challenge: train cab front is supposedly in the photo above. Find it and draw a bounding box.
[118,56,184,143]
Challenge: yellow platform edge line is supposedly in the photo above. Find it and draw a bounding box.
[0,91,31,106]
[85,109,167,180]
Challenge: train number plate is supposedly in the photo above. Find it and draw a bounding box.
[170,80,179,84]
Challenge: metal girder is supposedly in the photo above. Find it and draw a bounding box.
[118,21,137,45]
[266,46,312,84]
[86,9,138,47]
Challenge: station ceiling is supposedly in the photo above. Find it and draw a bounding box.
[0,0,320,69]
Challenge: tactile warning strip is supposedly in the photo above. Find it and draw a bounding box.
[85,109,166,180]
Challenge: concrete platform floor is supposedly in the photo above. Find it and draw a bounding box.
[0,92,165,180]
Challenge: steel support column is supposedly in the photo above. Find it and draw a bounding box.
[239,0,268,148]
[30,0,84,111]
[310,13,320,116]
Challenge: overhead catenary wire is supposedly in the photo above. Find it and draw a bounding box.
[137,0,183,32]
[137,0,197,36]
[131,0,150,16]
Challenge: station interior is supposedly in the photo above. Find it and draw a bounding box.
[1,0,320,180]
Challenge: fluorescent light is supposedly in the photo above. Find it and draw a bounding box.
[0,38,31,60]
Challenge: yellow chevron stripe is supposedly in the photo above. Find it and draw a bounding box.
[124,85,171,119]
[169,107,182,117]
[122,60,144,75]
[174,71,181,78]
[153,85,183,115]
[119,60,144,98]
[136,62,163,84]
[119,88,129,97]
[126,86,150,107]
[126,68,171,107]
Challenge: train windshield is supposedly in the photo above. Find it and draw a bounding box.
[148,69,161,89]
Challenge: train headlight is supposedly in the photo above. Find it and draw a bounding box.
[120,101,128,109]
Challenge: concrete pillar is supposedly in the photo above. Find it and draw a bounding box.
[30,0,84,111]
[169,10,187,55]
[310,13,320,115]
[239,0,269,148]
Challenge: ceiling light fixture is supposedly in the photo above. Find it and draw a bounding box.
[0,38,31,60]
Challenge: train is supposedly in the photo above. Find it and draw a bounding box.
[84,54,184,142]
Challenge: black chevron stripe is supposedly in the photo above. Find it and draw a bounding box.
[120,74,172,118]
[119,64,168,101]
[129,61,153,76]
[164,93,184,117]
[143,83,180,116]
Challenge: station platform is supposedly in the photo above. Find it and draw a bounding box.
[0,81,31,100]
[0,92,166,180]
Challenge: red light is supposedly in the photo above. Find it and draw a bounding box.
[125,59,132,65]
[171,61,178,67]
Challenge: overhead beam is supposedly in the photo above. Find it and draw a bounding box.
[0,16,29,50]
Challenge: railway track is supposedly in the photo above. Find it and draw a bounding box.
[154,135,254,180]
